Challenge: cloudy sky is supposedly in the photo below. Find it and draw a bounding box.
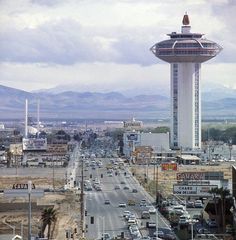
[0,0,235,95]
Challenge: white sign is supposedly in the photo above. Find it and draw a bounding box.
[173,184,218,196]
[23,138,47,151]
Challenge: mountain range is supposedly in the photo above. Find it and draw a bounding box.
[0,85,235,119]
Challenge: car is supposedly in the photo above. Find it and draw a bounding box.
[123,186,130,190]
[141,211,150,219]
[104,200,110,205]
[147,222,156,228]
[101,233,111,240]
[123,210,131,217]
[120,181,126,184]
[194,200,203,208]
[108,173,113,177]
[154,227,176,240]
[128,199,136,206]
[186,201,195,208]
[95,185,102,191]
[128,218,137,226]
[154,230,165,238]
[114,185,120,190]
[197,228,211,234]
[192,214,201,221]
[148,206,156,214]
[178,215,191,225]
[119,203,126,208]
[206,219,217,228]
[132,188,138,193]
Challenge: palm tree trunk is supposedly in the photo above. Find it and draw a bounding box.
[213,195,219,233]
[48,223,51,239]
[222,197,226,232]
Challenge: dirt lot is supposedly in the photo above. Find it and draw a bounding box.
[131,162,233,197]
[0,167,80,239]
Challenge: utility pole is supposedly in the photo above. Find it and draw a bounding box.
[156,163,158,206]
[52,156,55,191]
[28,180,32,240]
[80,156,85,237]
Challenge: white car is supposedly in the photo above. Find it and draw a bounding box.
[148,206,156,214]
[119,203,127,208]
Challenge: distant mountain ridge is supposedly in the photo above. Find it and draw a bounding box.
[0,85,235,119]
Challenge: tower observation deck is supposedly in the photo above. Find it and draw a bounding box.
[150,13,222,150]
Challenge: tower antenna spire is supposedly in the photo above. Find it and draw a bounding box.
[182,12,190,25]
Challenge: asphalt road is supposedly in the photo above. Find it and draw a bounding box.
[83,158,172,240]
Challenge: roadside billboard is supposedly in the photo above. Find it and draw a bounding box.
[124,120,142,129]
[47,144,68,155]
[173,184,218,196]
[22,138,47,151]
[161,163,178,171]
[176,172,205,180]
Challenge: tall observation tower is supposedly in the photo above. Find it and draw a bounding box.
[150,13,222,150]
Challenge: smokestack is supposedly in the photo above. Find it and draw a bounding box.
[37,99,40,134]
[25,99,28,138]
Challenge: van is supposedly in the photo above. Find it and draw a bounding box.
[141,211,150,219]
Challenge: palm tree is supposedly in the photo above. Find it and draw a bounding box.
[218,187,230,232]
[209,187,230,233]
[209,187,220,232]
[40,207,57,239]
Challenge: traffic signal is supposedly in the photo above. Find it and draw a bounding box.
[124,172,126,176]
[121,232,125,239]
[90,216,94,224]
[101,174,103,178]
[85,210,87,216]
[90,174,92,178]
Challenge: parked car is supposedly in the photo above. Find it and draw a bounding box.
[197,228,211,234]
[186,201,195,208]
[194,200,203,208]
[206,219,217,228]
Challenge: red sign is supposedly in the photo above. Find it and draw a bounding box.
[161,163,178,171]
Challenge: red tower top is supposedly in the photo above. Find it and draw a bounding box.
[182,13,190,25]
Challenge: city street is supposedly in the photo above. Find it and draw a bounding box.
[83,158,172,239]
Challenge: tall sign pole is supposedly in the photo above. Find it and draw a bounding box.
[28,180,32,240]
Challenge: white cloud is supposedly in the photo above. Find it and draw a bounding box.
[0,0,235,92]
